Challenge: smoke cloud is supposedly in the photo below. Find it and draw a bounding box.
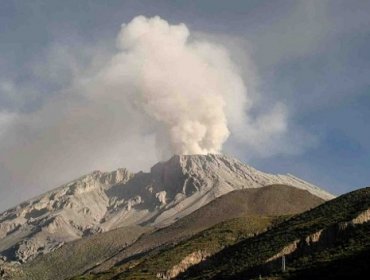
[0,112,16,138]
[0,16,294,210]
[97,16,245,156]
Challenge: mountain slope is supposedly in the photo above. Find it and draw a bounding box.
[86,216,279,280]
[0,169,134,263]
[7,184,326,280]
[0,154,333,264]
[72,185,324,279]
[173,184,325,222]
[180,186,370,280]
[19,226,149,280]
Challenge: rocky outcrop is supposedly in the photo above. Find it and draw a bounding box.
[266,240,300,262]
[352,208,370,224]
[0,257,23,279]
[340,208,370,228]
[0,154,333,263]
[266,228,325,263]
[266,209,370,266]
[156,250,210,279]
[304,229,323,245]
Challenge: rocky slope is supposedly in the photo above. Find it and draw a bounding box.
[0,154,333,263]
[19,226,150,280]
[0,168,133,263]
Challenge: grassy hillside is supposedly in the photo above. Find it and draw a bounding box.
[282,222,370,279]
[72,215,283,280]
[81,184,323,276]
[180,187,370,279]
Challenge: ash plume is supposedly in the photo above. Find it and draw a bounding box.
[0,16,294,210]
[100,16,244,156]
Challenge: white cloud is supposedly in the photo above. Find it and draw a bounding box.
[0,111,16,138]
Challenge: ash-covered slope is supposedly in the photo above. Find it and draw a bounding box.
[0,154,333,263]
[141,154,333,226]
[0,169,133,263]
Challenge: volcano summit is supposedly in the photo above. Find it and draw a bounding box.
[0,154,333,264]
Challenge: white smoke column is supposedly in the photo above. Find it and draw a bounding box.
[0,15,308,211]
[98,16,248,156]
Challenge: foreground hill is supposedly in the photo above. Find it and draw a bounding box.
[79,215,279,280]
[0,154,332,264]
[179,187,370,279]
[51,185,321,280]
[16,184,324,280]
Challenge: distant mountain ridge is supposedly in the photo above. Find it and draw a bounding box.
[0,154,333,263]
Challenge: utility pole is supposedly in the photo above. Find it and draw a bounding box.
[282,255,286,272]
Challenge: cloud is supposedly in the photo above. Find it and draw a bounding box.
[0,111,16,138]
[93,16,292,158]
[0,15,313,210]
[104,15,233,156]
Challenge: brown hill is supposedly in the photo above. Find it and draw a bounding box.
[179,184,325,225]
[81,184,324,276]
[19,184,324,279]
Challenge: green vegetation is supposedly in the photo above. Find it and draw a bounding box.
[181,187,370,279]
[283,222,370,279]
[72,215,283,280]
[73,184,321,279]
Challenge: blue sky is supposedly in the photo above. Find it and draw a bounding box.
[1,0,370,210]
